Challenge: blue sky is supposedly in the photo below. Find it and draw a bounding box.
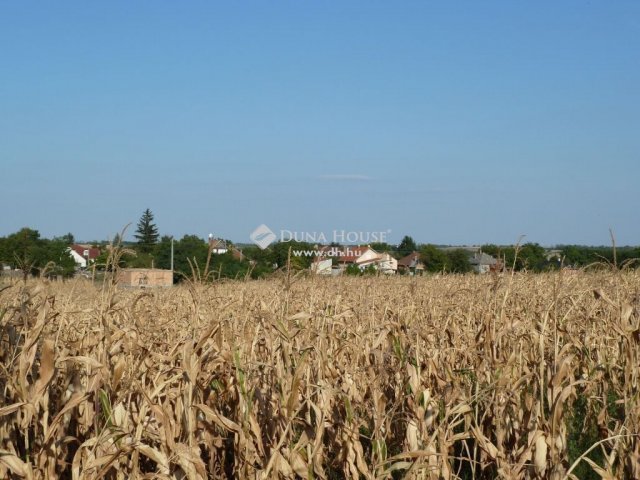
[1,1,638,246]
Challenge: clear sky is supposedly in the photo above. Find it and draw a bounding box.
[1,1,638,246]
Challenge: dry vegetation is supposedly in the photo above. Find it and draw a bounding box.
[1,268,639,479]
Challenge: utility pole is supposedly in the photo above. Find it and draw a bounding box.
[170,236,174,272]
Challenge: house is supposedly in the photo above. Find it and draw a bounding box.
[377,252,398,275]
[314,246,397,274]
[68,244,101,268]
[352,247,381,269]
[117,268,173,288]
[230,247,244,261]
[317,245,374,268]
[208,235,228,254]
[310,258,333,275]
[438,246,502,274]
[397,251,425,275]
[469,252,499,274]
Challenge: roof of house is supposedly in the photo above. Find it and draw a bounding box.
[469,252,498,266]
[70,244,101,260]
[317,245,376,263]
[398,251,424,268]
[208,238,228,249]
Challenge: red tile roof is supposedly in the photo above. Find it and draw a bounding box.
[71,244,101,260]
[317,245,376,263]
[398,251,423,268]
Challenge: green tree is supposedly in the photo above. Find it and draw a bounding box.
[125,252,154,268]
[0,228,76,278]
[171,235,209,279]
[362,264,378,275]
[239,245,276,278]
[560,245,617,268]
[516,243,547,271]
[370,242,394,254]
[618,247,639,268]
[208,251,252,280]
[241,241,315,274]
[418,244,449,272]
[446,249,472,273]
[153,235,254,282]
[57,232,75,245]
[480,244,501,258]
[481,243,549,271]
[270,241,314,270]
[397,235,417,258]
[40,239,76,277]
[2,228,42,275]
[134,208,159,254]
[344,263,362,276]
[153,235,174,268]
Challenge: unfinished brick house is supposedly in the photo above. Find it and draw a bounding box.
[117,268,173,288]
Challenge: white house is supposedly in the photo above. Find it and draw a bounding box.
[68,244,100,268]
[377,252,398,274]
[469,252,498,274]
[310,258,333,275]
[313,246,397,274]
[354,247,380,269]
[208,235,229,254]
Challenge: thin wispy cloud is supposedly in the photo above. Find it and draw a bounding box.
[318,174,373,181]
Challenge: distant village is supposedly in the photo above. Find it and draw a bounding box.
[307,244,503,276]
[9,240,506,276]
[1,238,555,288]
[3,225,635,289]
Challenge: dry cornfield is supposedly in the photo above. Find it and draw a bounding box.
[1,269,639,479]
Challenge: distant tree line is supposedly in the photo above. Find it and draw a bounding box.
[1,212,638,282]
[557,245,639,268]
[100,209,320,282]
[0,228,76,279]
[481,244,640,271]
